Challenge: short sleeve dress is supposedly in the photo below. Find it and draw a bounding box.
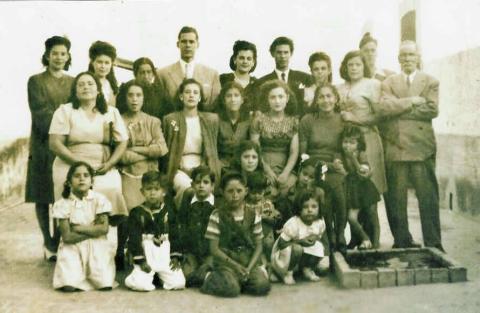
[271,216,326,275]
[251,112,299,175]
[49,103,129,217]
[52,190,115,290]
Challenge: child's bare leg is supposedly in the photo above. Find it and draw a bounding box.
[348,208,371,249]
[364,204,380,248]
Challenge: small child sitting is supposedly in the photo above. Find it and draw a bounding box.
[177,165,216,287]
[271,190,326,285]
[124,171,185,291]
[246,172,281,258]
[201,172,271,297]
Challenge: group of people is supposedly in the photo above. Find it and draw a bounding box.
[26,26,443,297]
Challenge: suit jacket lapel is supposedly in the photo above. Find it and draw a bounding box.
[393,74,409,98]
[168,61,185,87]
[410,72,427,97]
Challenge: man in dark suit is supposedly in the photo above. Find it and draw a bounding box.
[254,36,310,115]
[379,40,444,251]
[157,26,221,112]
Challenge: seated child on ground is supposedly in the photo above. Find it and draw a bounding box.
[52,162,115,292]
[341,126,380,250]
[201,172,271,297]
[124,171,185,291]
[274,157,319,233]
[246,172,281,259]
[271,189,327,285]
[177,165,216,286]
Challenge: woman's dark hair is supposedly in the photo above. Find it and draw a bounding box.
[269,36,294,55]
[247,171,269,193]
[42,36,72,70]
[141,171,169,190]
[62,161,95,199]
[175,78,206,111]
[308,51,332,83]
[132,57,159,82]
[339,50,371,82]
[312,83,341,114]
[359,32,378,49]
[229,40,257,72]
[220,171,247,190]
[292,189,321,217]
[217,82,249,122]
[231,140,264,173]
[340,125,367,152]
[259,79,297,116]
[70,72,108,114]
[88,40,119,95]
[117,80,144,114]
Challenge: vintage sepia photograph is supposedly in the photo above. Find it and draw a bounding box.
[0,0,479,312]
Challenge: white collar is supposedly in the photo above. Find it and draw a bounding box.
[191,193,215,205]
[150,203,165,215]
[275,68,290,81]
[403,70,417,82]
[69,189,94,201]
[179,59,195,77]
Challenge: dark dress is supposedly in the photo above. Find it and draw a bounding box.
[26,71,74,203]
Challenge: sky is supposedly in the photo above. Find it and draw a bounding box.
[0,0,479,141]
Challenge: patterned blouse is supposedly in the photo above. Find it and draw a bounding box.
[251,112,299,153]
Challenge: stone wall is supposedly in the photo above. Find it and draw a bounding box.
[426,48,480,215]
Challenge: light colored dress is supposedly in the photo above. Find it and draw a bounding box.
[52,190,115,290]
[271,216,325,276]
[49,103,129,216]
[120,112,168,210]
[337,78,387,194]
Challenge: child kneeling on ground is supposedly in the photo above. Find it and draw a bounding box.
[124,171,185,291]
[201,172,271,297]
[271,189,327,284]
[53,162,115,292]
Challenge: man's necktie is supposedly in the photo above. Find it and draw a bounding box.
[281,72,286,82]
[185,63,190,79]
[406,75,411,88]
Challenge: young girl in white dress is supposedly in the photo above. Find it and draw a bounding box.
[271,189,326,285]
[52,162,115,291]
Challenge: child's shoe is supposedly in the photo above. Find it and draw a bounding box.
[269,272,279,283]
[303,267,320,282]
[283,271,296,285]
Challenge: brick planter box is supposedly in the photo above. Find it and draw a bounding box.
[333,248,467,289]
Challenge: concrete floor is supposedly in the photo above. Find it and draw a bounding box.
[1,198,479,313]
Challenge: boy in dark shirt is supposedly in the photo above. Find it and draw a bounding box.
[124,171,185,291]
[177,166,216,286]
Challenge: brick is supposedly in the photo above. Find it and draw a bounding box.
[396,268,415,286]
[333,252,361,289]
[360,271,378,289]
[431,268,449,283]
[414,268,432,285]
[449,267,467,282]
[377,268,396,287]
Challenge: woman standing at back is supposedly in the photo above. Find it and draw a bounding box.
[88,40,119,107]
[26,35,74,261]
